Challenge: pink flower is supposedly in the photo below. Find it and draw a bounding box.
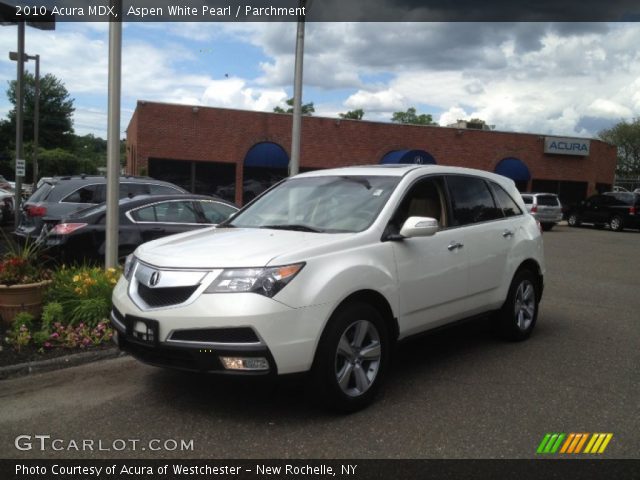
[43,342,52,349]
[50,332,59,339]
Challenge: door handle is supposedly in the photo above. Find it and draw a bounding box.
[502,229,514,238]
[447,241,464,251]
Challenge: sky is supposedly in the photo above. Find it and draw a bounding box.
[0,21,639,140]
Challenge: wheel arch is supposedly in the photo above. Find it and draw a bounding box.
[515,258,544,297]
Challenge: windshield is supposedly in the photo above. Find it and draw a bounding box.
[228,175,400,233]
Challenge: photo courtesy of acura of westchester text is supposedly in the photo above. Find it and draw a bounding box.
[0,0,638,478]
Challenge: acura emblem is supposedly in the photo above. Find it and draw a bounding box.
[149,271,161,287]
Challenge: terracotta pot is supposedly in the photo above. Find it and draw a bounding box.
[0,280,52,326]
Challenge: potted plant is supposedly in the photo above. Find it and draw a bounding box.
[0,237,52,327]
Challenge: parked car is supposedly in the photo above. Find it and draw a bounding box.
[44,194,238,264]
[0,189,14,224]
[566,192,640,232]
[0,175,13,191]
[15,175,188,240]
[521,193,563,231]
[112,165,545,411]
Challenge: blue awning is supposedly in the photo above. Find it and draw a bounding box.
[381,149,436,165]
[494,157,531,181]
[244,142,288,169]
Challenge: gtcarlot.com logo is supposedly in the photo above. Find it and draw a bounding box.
[536,433,613,455]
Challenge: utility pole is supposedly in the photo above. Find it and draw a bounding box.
[33,54,39,184]
[289,0,307,177]
[105,0,122,268]
[14,21,24,225]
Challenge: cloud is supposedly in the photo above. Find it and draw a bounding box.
[202,77,287,111]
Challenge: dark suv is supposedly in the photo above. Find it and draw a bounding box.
[15,175,187,239]
[567,192,640,232]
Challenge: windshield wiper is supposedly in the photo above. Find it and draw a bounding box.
[260,224,324,233]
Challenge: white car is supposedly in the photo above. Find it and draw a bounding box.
[112,165,545,411]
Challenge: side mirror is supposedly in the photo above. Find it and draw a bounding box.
[399,216,439,238]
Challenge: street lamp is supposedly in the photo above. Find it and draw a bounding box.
[9,51,40,186]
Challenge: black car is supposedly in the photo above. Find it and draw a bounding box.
[16,175,188,240]
[567,192,640,232]
[44,194,238,263]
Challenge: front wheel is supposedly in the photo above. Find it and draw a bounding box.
[495,270,540,341]
[311,302,389,412]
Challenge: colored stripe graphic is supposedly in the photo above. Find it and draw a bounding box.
[584,434,613,454]
[537,433,565,454]
[538,433,614,455]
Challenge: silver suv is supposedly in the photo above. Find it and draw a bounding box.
[521,193,563,231]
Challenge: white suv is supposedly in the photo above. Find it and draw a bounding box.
[112,165,544,411]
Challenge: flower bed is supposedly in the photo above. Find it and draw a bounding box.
[0,265,121,367]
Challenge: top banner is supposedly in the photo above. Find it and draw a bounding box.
[0,0,639,23]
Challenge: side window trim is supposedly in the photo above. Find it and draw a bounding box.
[126,199,202,225]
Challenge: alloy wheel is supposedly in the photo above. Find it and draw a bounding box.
[334,320,381,397]
[514,280,536,331]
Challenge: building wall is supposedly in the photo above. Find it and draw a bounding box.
[127,101,617,204]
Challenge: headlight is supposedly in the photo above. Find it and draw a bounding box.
[204,263,304,297]
[123,254,137,280]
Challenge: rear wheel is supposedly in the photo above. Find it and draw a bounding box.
[567,214,580,227]
[495,269,540,341]
[311,302,389,412]
[610,215,624,232]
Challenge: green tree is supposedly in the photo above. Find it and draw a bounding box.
[599,118,640,175]
[6,72,75,149]
[339,109,365,120]
[37,148,97,177]
[391,107,438,126]
[273,97,315,115]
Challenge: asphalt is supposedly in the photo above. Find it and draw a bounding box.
[0,224,638,459]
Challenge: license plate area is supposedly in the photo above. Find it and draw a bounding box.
[126,315,159,346]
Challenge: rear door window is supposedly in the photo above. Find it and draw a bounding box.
[61,184,105,204]
[446,176,503,226]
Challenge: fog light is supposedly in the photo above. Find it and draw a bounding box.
[219,356,269,371]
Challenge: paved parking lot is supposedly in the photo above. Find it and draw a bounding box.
[0,224,638,459]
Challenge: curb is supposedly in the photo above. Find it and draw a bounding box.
[0,347,127,380]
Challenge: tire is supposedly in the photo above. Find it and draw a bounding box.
[311,302,389,412]
[541,223,554,232]
[495,269,540,342]
[610,215,624,232]
[567,214,580,227]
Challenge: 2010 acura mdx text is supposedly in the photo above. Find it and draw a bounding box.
[112,165,545,411]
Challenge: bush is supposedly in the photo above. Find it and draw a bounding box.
[45,266,120,328]
[7,312,35,351]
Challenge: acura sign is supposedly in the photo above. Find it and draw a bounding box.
[544,137,590,156]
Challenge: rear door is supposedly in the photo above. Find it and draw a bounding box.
[444,175,512,312]
[128,199,205,243]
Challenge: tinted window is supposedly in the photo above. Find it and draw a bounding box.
[132,201,199,224]
[120,183,150,199]
[62,184,105,204]
[446,176,503,226]
[536,195,560,206]
[149,184,182,195]
[605,192,634,205]
[199,201,237,224]
[522,196,533,204]
[28,183,54,203]
[492,183,522,217]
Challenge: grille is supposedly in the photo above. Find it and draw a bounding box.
[170,327,260,344]
[137,284,198,307]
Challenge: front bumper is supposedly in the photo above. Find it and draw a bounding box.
[111,278,333,375]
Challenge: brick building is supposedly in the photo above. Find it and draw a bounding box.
[126,101,617,206]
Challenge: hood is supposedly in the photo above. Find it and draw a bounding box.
[135,227,352,269]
